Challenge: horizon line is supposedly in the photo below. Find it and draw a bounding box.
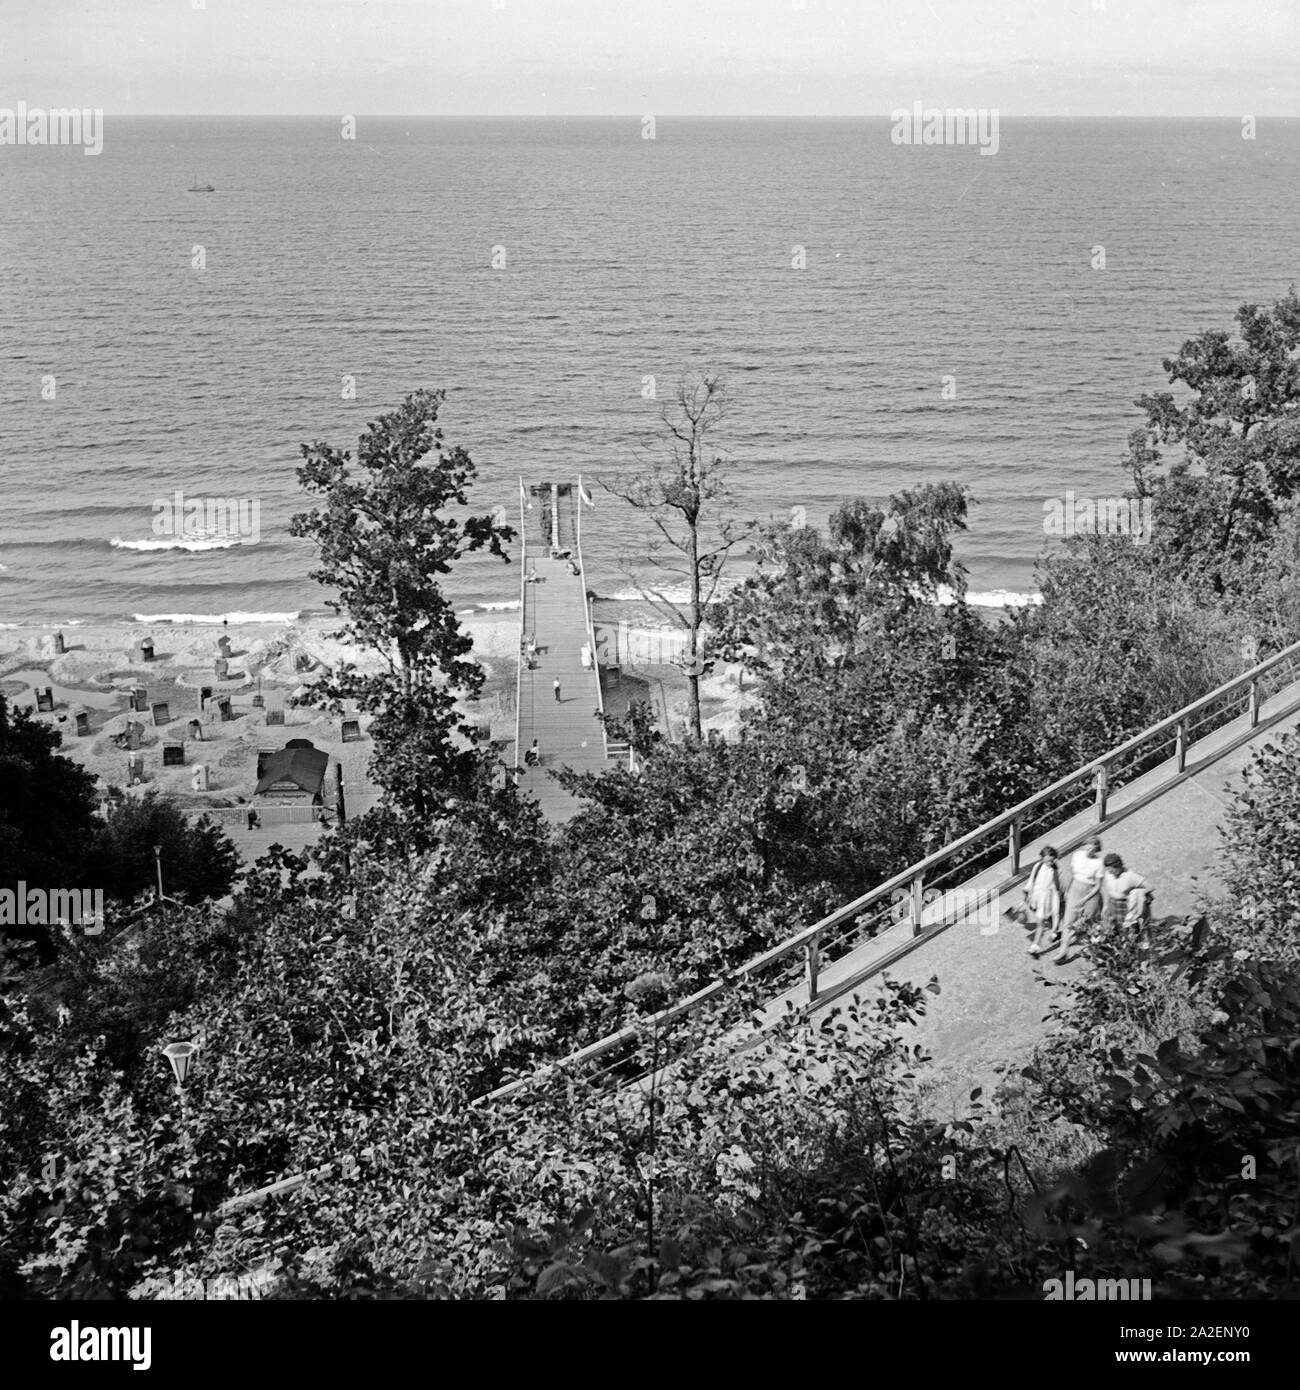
[78,111,1300,121]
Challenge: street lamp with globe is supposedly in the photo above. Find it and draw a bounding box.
[160,1040,200,1122]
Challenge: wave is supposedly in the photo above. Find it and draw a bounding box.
[592,583,1042,609]
[111,536,245,553]
[595,586,693,604]
[0,619,87,629]
[130,611,301,625]
[967,588,1043,609]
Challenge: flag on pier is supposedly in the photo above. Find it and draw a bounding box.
[519,477,532,510]
[578,478,594,507]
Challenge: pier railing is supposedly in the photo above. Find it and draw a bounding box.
[205,804,337,828]
[574,485,608,761]
[482,638,1300,1102]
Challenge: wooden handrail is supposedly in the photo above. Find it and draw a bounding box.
[481,638,1300,1102]
[574,481,607,758]
[215,1163,334,1217]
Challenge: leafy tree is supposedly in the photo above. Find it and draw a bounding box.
[602,374,755,740]
[1125,287,1300,596]
[706,486,1038,888]
[1218,727,1300,965]
[1006,540,1238,777]
[597,699,663,764]
[290,390,514,816]
[714,484,971,680]
[0,695,101,961]
[92,789,239,907]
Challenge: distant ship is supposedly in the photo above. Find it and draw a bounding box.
[188,180,215,193]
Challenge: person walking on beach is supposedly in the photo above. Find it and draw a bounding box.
[1024,846,1065,958]
[1101,853,1155,943]
[553,678,562,702]
[1056,835,1106,964]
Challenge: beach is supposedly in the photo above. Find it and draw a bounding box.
[0,605,748,829]
[0,587,1020,821]
[0,614,518,823]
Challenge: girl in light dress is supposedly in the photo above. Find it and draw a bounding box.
[1024,846,1066,957]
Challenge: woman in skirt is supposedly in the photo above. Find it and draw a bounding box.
[1055,835,1106,965]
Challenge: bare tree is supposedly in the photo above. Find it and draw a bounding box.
[602,374,754,740]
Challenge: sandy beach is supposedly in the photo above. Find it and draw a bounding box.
[0,606,744,829]
[0,614,521,821]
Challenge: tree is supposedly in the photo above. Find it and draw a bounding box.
[1218,728,1300,965]
[1124,287,1300,596]
[0,695,101,961]
[596,700,663,764]
[1006,538,1238,776]
[93,789,239,907]
[702,486,1041,880]
[602,374,755,740]
[713,484,971,681]
[290,390,514,817]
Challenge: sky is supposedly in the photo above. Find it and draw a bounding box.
[0,0,1296,117]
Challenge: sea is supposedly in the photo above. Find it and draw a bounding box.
[1,116,1297,627]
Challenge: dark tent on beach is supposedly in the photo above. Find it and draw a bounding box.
[254,738,329,803]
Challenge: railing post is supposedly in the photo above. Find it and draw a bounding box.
[805,933,820,1003]
[1175,718,1187,772]
[1248,678,1259,727]
[1008,814,1022,873]
[910,874,924,937]
[1094,761,1109,821]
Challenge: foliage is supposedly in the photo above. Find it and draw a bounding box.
[289,389,514,816]
[1006,542,1239,773]
[1219,728,1300,964]
[0,695,101,960]
[715,483,972,678]
[1125,286,1300,597]
[92,788,240,907]
[597,700,663,761]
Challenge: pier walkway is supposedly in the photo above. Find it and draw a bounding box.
[514,481,608,823]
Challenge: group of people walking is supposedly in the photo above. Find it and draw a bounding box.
[1020,836,1155,964]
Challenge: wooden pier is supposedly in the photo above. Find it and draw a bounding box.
[514,480,611,822]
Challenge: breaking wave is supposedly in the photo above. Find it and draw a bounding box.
[111,536,245,552]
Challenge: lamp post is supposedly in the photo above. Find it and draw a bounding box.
[153,844,164,901]
[161,1040,199,1123]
